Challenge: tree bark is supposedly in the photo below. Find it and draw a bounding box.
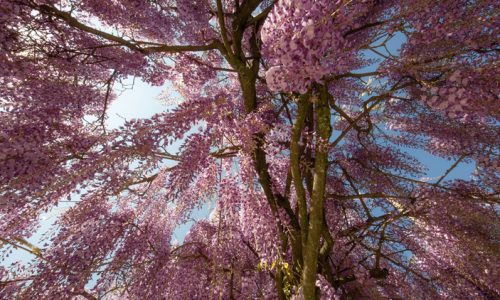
[301,85,332,299]
[290,94,311,263]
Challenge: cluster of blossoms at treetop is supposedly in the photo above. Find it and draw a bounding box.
[0,0,498,299]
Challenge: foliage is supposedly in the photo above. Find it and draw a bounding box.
[1,0,499,299]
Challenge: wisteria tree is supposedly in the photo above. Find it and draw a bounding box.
[1,0,499,299]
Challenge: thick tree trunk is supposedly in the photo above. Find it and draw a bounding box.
[301,86,332,299]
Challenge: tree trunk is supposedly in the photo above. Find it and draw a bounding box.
[301,86,332,299]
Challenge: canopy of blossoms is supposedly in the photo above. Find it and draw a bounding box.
[1,0,498,299]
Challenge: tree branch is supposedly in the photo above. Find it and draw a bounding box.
[37,4,221,54]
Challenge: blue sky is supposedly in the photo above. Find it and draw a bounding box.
[106,78,167,128]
